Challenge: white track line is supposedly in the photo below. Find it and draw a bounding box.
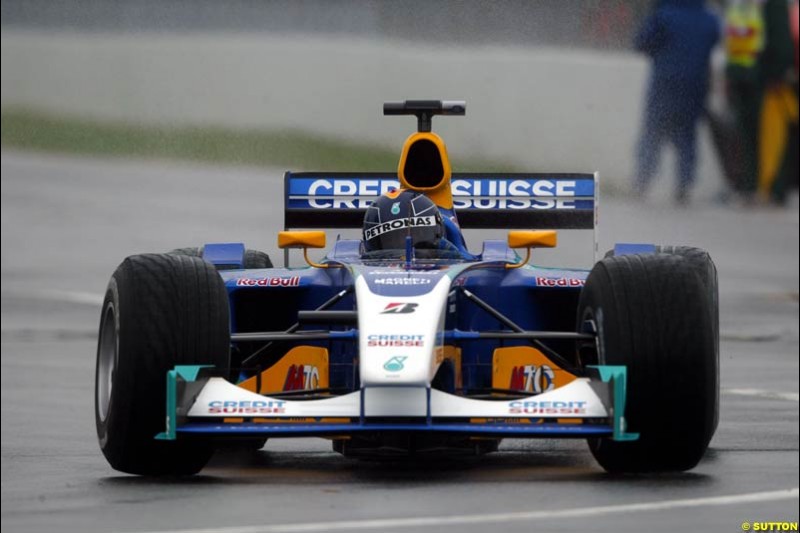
[724,388,800,402]
[44,289,104,306]
[135,488,798,533]
[1,289,104,306]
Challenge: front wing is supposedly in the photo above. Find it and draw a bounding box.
[156,365,638,442]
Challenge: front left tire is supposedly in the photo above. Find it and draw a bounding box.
[578,253,717,472]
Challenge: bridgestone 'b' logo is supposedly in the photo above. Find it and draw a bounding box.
[381,303,418,314]
[364,216,435,240]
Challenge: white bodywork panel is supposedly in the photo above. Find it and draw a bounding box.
[430,378,607,418]
[187,377,608,419]
[188,378,361,417]
[355,274,451,387]
[363,387,428,417]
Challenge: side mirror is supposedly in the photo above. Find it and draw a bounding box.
[508,230,557,249]
[278,231,327,268]
[506,230,557,269]
[278,231,326,250]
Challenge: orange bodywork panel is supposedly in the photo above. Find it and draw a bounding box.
[250,417,351,424]
[436,345,463,389]
[492,346,576,394]
[507,230,558,249]
[238,346,329,394]
[277,231,326,249]
[397,132,454,209]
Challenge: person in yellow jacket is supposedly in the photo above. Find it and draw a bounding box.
[724,0,765,203]
[757,0,797,205]
[725,0,797,205]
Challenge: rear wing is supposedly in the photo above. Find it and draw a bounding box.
[284,171,598,230]
[283,171,599,266]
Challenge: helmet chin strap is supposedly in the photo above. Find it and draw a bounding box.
[404,235,414,269]
[404,196,415,266]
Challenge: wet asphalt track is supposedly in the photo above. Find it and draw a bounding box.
[1,151,798,533]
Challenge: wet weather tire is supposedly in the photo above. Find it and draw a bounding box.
[653,246,719,433]
[95,254,230,475]
[605,245,720,433]
[168,247,273,269]
[578,254,717,472]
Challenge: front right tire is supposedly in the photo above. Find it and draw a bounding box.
[95,254,230,475]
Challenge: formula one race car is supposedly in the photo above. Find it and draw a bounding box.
[94,100,719,476]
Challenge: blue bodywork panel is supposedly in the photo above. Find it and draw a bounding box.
[212,240,588,394]
[480,240,517,263]
[203,242,245,269]
[176,422,613,438]
[220,264,357,391]
[328,239,362,262]
[613,243,657,256]
[446,263,587,390]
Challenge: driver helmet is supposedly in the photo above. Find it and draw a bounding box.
[362,189,445,253]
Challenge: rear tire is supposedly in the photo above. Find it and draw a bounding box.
[168,247,273,270]
[578,254,716,472]
[167,247,272,378]
[95,254,230,475]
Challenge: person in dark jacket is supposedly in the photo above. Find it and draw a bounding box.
[633,0,721,204]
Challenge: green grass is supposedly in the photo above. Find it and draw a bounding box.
[1,109,517,172]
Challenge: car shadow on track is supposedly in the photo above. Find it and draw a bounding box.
[99,446,714,487]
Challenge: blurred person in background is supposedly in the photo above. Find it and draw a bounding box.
[792,0,799,73]
[724,0,797,206]
[755,0,797,206]
[723,0,765,204]
[633,0,721,205]
[789,0,799,194]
